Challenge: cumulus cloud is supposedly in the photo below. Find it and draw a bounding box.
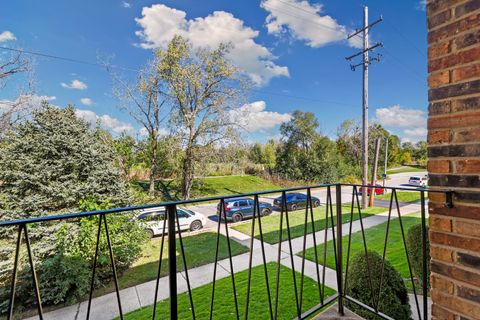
[0,31,16,42]
[261,0,361,48]
[80,98,93,106]
[135,4,289,86]
[75,109,134,133]
[139,126,169,137]
[61,79,87,90]
[229,101,291,132]
[376,105,426,128]
[122,1,131,8]
[376,105,427,141]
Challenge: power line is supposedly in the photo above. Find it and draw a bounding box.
[0,45,357,108]
[384,19,426,58]
[0,46,138,72]
[251,89,357,107]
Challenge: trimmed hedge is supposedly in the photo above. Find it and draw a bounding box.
[346,250,412,320]
[406,223,430,289]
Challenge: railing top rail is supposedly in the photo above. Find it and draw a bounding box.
[0,183,453,227]
[0,183,336,226]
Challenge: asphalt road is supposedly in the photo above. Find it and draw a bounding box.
[183,171,428,231]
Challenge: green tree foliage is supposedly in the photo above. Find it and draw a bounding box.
[249,140,276,174]
[347,251,412,320]
[275,111,342,183]
[406,224,430,289]
[156,36,244,199]
[0,106,146,313]
[0,105,129,219]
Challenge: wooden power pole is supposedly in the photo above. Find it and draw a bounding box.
[346,6,383,208]
[369,138,381,207]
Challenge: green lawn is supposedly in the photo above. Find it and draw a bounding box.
[386,166,426,175]
[97,232,248,295]
[120,262,336,320]
[149,175,281,200]
[232,205,386,244]
[302,214,422,291]
[376,191,424,203]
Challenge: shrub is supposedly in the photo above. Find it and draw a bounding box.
[406,223,430,289]
[346,251,412,320]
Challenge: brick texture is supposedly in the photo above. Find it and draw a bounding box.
[428,1,480,318]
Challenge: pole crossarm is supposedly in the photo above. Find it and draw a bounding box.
[345,43,383,61]
[347,16,383,39]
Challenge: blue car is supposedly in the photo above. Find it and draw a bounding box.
[217,197,273,222]
[273,193,321,211]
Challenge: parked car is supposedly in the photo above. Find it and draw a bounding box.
[359,184,385,196]
[137,207,207,237]
[217,197,273,222]
[409,175,428,187]
[273,193,321,211]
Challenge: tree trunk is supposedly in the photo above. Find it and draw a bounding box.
[149,134,158,198]
[182,147,194,200]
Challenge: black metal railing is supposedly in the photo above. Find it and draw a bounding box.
[0,183,453,320]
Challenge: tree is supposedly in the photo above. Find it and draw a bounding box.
[0,105,130,220]
[107,56,165,197]
[112,132,138,181]
[276,111,340,183]
[157,36,244,199]
[0,50,34,136]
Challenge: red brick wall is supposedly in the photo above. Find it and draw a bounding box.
[427,0,480,319]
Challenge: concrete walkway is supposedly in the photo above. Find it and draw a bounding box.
[27,203,426,320]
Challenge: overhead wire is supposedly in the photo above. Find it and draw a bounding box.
[0,45,357,107]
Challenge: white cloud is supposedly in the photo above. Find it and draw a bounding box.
[75,109,134,133]
[135,4,289,86]
[80,98,93,106]
[122,1,131,8]
[375,105,426,128]
[261,0,361,48]
[417,0,427,11]
[0,31,16,42]
[404,127,427,138]
[139,126,169,137]
[61,79,87,90]
[229,101,291,132]
[375,105,427,141]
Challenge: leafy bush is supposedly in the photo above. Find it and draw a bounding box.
[406,223,430,289]
[346,251,412,320]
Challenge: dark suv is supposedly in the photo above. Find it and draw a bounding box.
[217,197,273,222]
[273,192,321,211]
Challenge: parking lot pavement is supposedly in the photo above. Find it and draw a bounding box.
[181,171,428,232]
[183,186,355,231]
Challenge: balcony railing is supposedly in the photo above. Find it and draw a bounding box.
[0,183,453,320]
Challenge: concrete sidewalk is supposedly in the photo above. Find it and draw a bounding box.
[26,203,424,320]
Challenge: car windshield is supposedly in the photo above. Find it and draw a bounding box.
[410,177,420,180]
[138,211,164,220]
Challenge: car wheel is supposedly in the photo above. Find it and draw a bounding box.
[232,214,243,223]
[290,203,297,211]
[261,208,271,216]
[190,220,203,231]
[313,200,321,208]
[145,229,154,238]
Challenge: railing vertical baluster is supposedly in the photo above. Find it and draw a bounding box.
[420,190,428,320]
[167,204,178,320]
[152,211,167,320]
[7,225,23,320]
[274,191,286,319]
[103,214,123,320]
[175,208,196,320]
[22,225,44,319]
[209,199,223,320]
[86,214,102,320]
[336,184,344,316]
[244,195,257,320]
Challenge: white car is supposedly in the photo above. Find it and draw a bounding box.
[137,207,207,237]
[408,175,428,187]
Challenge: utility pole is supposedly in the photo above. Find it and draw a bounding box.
[369,138,381,207]
[346,6,383,208]
[383,137,388,187]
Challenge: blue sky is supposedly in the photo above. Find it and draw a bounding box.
[1,0,428,142]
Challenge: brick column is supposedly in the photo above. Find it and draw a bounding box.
[427,0,480,319]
